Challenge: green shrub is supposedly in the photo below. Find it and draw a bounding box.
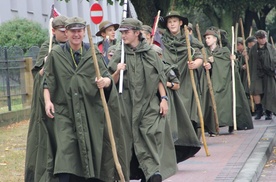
[0,18,48,52]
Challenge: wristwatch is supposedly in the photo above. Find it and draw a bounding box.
[161,95,168,101]
[170,82,174,88]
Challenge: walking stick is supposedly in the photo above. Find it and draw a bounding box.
[217,29,222,48]
[196,24,219,134]
[48,18,54,53]
[231,26,237,131]
[118,0,128,93]
[249,26,252,37]
[184,25,210,156]
[150,10,161,45]
[234,22,238,53]
[239,18,254,112]
[87,25,125,182]
[271,36,275,49]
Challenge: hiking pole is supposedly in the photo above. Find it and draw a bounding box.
[231,26,237,131]
[184,25,210,156]
[196,24,219,135]
[87,25,125,182]
[239,18,254,112]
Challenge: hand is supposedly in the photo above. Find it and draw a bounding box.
[45,101,55,118]
[242,64,247,70]
[230,54,236,60]
[160,99,168,117]
[95,77,111,89]
[39,68,44,76]
[203,62,211,70]
[208,56,214,63]
[115,63,126,74]
[188,61,197,70]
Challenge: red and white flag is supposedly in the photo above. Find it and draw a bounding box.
[50,4,61,18]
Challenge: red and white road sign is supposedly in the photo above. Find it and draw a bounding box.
[90,3,103,24]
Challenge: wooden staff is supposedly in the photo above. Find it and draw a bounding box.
[271,36,275,49]
[86,25,125,182]
[150,10,161,45]
[239,18,254,112]
[48,18,54,53]
[249,26,253,37]
[234,22,238,52]
[184,25,210,156]
[196,24,219,134]
[217,29,222,47]
[231,26,237,131]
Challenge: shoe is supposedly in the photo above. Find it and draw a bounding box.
[265,110,272,120]
[254,104,263,120]
[148,172,162,182]
[228,126,234,133]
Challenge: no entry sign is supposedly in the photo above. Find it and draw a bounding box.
[90,3,103,24]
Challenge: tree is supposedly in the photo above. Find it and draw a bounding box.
[0,18,48,52]
[176,0,276,38]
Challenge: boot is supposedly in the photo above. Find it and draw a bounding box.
[254,104,263,120]
[265,110,272,120]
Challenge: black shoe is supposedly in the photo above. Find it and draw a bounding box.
[148,172,162,182]
[228,126,234,133]
[265,110,272,120]
[254,104,263,120]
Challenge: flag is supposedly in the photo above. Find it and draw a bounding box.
[126,0,137,19]
[50,4,61,19]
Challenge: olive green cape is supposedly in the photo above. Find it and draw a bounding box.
[162,30,203,126]
[25,37,61,182]
[108,40,177,181]
[205,46,253,130]
[249,43,276,113]
[41,43,128,181]
[163,62,201,162]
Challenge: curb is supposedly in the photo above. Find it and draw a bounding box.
[234,118,276,182]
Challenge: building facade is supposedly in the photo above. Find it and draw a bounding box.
[0,0,125,42]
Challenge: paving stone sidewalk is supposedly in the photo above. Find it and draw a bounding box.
[162,116,276,182]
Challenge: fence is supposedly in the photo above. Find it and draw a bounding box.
[0,46,39,113]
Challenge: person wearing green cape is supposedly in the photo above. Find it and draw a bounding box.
[42,17,128,182]
[203,29,253,132]
[108,18,177,182]
[25,15,68,182]
[151,44,201,162]
[248,30,276,120]
[160,10,204,134]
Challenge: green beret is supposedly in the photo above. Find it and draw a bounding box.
[245,36,257,45]
[52,15,68,31]
[141,25,152,34]
[255,30,267,39]
[237,37,243,44]
[118,18,142,31]
[203,30,219,39]
[65,16,86,30]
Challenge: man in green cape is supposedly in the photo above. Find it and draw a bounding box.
[108,18,177,182]
[151,44,201,162]
[248,30,276,120]
[160,11,204,133]
[25,15,68,182]
[203,29,253,132]
[42,17,128,182]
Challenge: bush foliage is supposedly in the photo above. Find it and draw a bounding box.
[0,18,48,52]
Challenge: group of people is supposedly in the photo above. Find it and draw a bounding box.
[24,9,275,182]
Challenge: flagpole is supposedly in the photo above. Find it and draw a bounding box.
[118,0,128,94]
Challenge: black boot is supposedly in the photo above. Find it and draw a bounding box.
[254,104,263,120]
[265,110,272,120]
[148,172,162,182]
